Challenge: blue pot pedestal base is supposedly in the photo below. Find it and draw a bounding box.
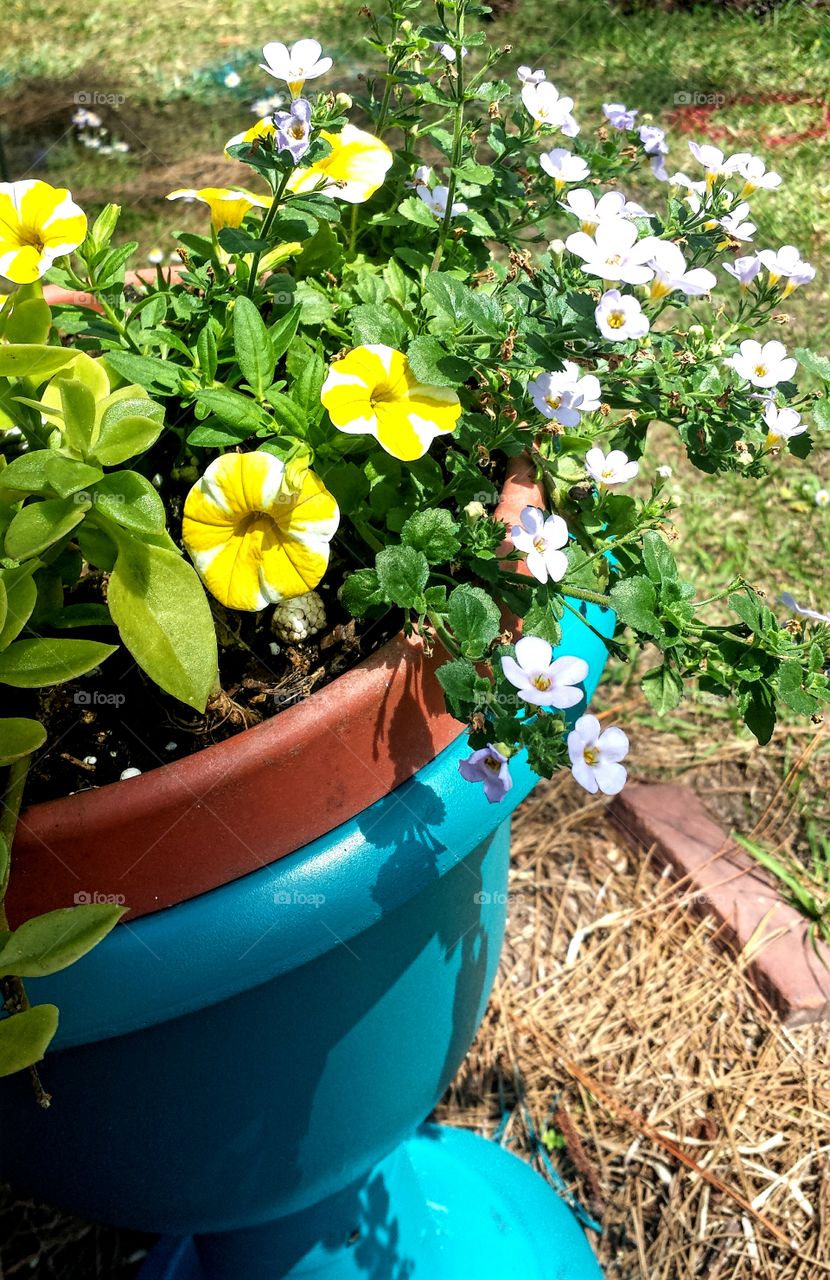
[140,1124,602,1280]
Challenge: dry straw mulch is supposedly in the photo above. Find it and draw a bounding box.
[439,765,830,1279]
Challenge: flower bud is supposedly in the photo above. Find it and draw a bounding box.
[688,324,704,337]
[464,500,487,523]
[335,92,353,109]
[548,239,566,258]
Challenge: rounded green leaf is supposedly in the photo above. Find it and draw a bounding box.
[92,414,165,466]
[0,345,76,380]
[0,903,126,979]
[0,637,117,687]
[0,1005,59,1076]
[91,471,166,534]
[0,716,46,765]
[4,496,87,560]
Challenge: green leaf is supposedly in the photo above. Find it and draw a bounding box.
[436,657,479,715]
[233,295,275,396]
[520,599,562,647]
[340,568,385,618]
[0,903,126,979]
[290,352,326,421]
[0,345,76,380]
[187,420,254,448]
[195,388,266,433]
[4,297,51,345]
[0,567,37,650]
[609,576,663,638]
[795,347,830,383]
[397,194,440,228]
[777,660,820,716]
[641,531,678,585]
[447,584,501,659]
[0,637,117,687]
[642,664,683,714]
[425,276,504,337]
[261,388,307,435]
[107,535,218,710]
[91,471,166,534]
[0,1005,59,1077]
[0,717,47,765]
[351,304,408,349]
[269,304,302,361]
[4,496,87,560]
[196,321,219,382]
[44,603,112,629]
[740,681,776,745]
[0,451,102,499]
[58,377,96,456]
[104,351,183,393]
[401,509,461,564]
[375,546,429,609]
[217,227,269,255]
[92,396,165,466]
[406,336,474,388]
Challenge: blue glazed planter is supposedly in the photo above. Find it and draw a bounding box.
[0,602,613,1280]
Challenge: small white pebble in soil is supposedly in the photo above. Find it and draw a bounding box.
[82,755,97,766]
[269,641,280,656]
[271,591,326,644]
[120,767,142,780]
[164,741,178,752]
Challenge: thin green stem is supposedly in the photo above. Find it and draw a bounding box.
[430,8,466,274]
[246,168,292,298]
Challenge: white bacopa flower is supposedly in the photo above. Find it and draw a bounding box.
[646,240,717,299]
[726,339,797,388]
[757,244,816,293]
[566,218,657,285]
[639,125,668,157]
[603,102,638,130]
[539,148,590,191]
[518,65,546,85]
[595,289,650,341]
[562,188,646,233]
[417,184,468,218]
[763,403,807,449]
[251,93,284,116]
[522,81,579,136]
[260,39,333,98]
[224,70,242,89]
[408,164,432,188]
[687,141,741,188]
[585,447,639,488]
[510,505,569,584]
[719,202,756,242]
[501,637,589,710]
[780,592,830,624]
[650,155,670,183]
[147,247,165,265]
[815,489,829,508]
[723,254,761,288]
[528,361,601,427]
[657,464,673,478]
[435,42,468,60]
[568,713,629,795]
[730,152,782,197]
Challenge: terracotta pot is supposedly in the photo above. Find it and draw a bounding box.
[7,457,539,925]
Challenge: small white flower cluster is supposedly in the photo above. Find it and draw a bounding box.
[271,590,327,644]
[72,107,130,156]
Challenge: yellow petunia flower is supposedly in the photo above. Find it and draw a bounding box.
[288,126,393,205]
[224,116,276,159]
[321,345,461,462]
[0,180,87,284]
[182,452,340,611]
[166,187,272,233]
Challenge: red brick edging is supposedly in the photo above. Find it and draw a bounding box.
[609,783,830,1027]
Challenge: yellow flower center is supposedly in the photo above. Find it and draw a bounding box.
[532,675,552,691]
[544,393,562,411]
[607,311,626,329]
[601,468,615,480]
[754,364,768,378]
[369,379,397,409]
[533,536,547,553]
[581,219,598,234]
[583,746,599,766]
[606,253,622,266]
[483,755,502,772]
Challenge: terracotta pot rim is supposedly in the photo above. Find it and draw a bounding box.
[8,445,541,924]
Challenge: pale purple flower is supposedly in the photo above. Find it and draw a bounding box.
[501,636,589,709]
[518,65,546,85]
[562,188,648,233]
[408,164,432,188]
[539,148,590,191]
[758,244,816,293]
[639,125,668,157]
[417,184,468,218]
[528,362,601,427]
[723,254,761,287]
[459,744,513,803]
[274,97,312,161]
[435,42,468,60]
[595,289,650,341]
[730,152,782,197]
[646,240,717,299]
[522,82,579,136]
[568,714,629,795]
[603,102,638,130]
[719,202,756,242]
[510,506,569,584]
[780,592,830,625]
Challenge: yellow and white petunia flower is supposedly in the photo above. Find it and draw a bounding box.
[225,116,276,158]
[288,126,393,204]
[166,187,272,232]
[321,345,461,462]
[0,180,87,284]
[182,452,340,611]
